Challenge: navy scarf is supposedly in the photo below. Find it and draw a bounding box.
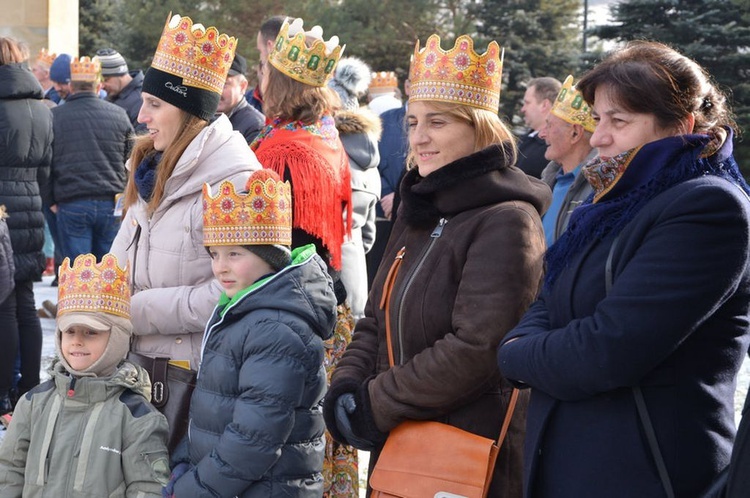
[134,152,162,202]
[544,130,750,289]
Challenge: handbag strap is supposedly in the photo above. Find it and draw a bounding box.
[378,246,520,448]
[606,235,675,498]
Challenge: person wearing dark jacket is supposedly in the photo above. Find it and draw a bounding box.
[498,42,750,498]
[165,170,336,498]
[0,37,53,414]
[97,48,146,134]
[48,56,133,262]
[217,53,265,144]
[324,33,550,497]
[515,77,561,178]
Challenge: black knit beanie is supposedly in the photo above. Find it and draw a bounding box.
[245,244,292,272]
[142,67,219,121]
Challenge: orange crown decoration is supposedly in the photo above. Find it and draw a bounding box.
[268,18,344,87]
[70,56,101,82]
[203,170,292,247]
[36,48,57,68]
[550,75,597,133]
[151,13,237,94]
[57,254,130,319]
[409,34,504,112]
[369,71,398,94]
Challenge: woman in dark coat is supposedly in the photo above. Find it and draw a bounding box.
[323,33,550,497]
[498,41,750,498]
[0,37,53,413]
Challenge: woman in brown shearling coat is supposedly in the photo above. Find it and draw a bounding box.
[323,33,551,497]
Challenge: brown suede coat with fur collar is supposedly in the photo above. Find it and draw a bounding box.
[329,143,551,497]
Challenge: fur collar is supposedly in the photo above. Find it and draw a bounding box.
[334,107,382,140]
[400,143,516,228]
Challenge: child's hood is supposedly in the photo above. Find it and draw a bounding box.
[221,245,337,341]
[50,358,153,401]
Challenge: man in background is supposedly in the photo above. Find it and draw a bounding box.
[97,48,145,133]
[516,76,561,178]
[217,53,265,144]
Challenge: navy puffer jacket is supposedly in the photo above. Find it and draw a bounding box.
[175,246,337,498]
[0,63,53,282]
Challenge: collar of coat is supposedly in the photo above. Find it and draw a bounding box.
[400,142,550,229]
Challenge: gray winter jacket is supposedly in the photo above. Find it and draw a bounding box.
[335,108,381,319]
[173,245,336,498]
[0,360,170,497]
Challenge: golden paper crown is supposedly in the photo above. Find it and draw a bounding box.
[409,34,503,112]
[203,171,292,247]
[36,48,57,68]
[369,71,398,93]
[70,56,101,82]
[151,13,237,94]
[58,254,130,319]
[268,18,344,87]
[550,75,596,133]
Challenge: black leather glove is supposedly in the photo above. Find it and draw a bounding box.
[335,393,377,451]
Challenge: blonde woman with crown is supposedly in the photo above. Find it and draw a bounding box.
[249,18,357,497]
[110,14,261,371]
[323,34,551,497]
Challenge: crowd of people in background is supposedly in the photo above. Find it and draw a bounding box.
[0,8,749,498]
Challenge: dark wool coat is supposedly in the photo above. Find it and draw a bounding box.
[174,249,336,498]
[0,63,53,282]
[515,131,548,179]
[327,144,551,497]
[499,173,750,497]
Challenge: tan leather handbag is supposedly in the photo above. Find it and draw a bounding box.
[370,247,519,498]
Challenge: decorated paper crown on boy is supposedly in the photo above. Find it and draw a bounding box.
[56,253,133,377]
[268,18,344,87]
[203,169,293,271]
[142,13,237,121]
[409,34,503,113]
[70,56,101,83]
[549,75,596,133]
[36,48,57,69]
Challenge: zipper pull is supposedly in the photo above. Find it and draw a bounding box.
[431,218,447,238]
[67,377,77,397]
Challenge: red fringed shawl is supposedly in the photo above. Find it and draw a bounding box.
[251,116,352,269]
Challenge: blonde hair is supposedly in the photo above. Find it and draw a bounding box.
[406,101,516,169]
[262,65,339,124]
[124,112,207,214]
[0,37,26,65]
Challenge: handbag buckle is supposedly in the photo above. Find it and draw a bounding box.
[152,381,165,404]
[434,493,468,498]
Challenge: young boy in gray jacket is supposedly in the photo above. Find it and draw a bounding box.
[0,253,170,497]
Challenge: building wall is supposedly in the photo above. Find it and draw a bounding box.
[0,0,79,57]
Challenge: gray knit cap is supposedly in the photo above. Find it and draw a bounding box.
[96,48,129,76]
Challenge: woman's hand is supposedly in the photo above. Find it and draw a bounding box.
[334,393,378,451]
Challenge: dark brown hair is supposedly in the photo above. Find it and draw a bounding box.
[262,64,339,124]
[123,112,207,214]
[577,41,735,135]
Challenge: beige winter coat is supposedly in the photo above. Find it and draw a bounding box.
[110,115,261,368]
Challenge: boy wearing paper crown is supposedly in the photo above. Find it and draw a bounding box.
[163,169,336,497]
[0,253,170,497]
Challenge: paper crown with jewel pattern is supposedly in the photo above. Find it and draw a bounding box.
[57,254,130,319]
[550,75,596,133]
[150,13,237,94]
[369,71,398,94]
[268,18,344,87]
[409,34,503,112]
[70,56,101,82]
[202,170,292,247]
[36,48,57,68]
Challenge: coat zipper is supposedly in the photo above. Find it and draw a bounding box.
[394,218,447,365]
